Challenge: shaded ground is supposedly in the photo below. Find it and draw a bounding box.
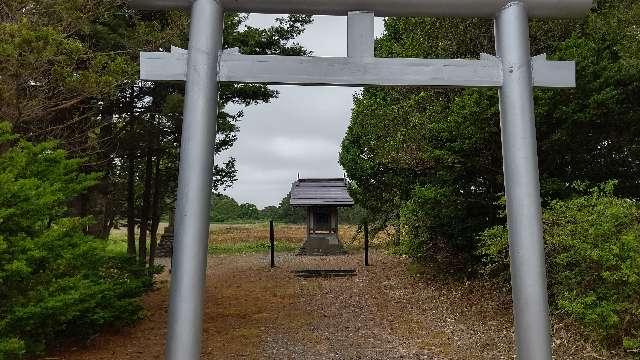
[49,251,627,359]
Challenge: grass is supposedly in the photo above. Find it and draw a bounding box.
[105,234,128,255]
[107,222,394,256]
[105,233,153,255]
[208,241,299,255]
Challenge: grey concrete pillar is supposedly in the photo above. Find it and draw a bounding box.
[165,0,223,358]
[495,2,553,359]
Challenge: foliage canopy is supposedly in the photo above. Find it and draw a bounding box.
[0,124,153,358]
[340,0,640,264]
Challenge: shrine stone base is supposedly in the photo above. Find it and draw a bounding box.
[297,233,347,256]
[156,224,174,258]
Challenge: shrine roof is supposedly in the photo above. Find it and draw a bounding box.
[290,178,354,207]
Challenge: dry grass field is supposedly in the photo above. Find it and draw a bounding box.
[210,223,392,247]
[108,222,394,255]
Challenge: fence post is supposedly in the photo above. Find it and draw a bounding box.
[364,221,369,266]
[269,220,275,268]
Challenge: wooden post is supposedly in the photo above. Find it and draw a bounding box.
[269,220,275,268]
[364,221,369,266]
[306,207,310,237]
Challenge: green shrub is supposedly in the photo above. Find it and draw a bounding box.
[478,183,640,348]
[0,123,153,358]
[398,185,455,261]
[398,185,480,271]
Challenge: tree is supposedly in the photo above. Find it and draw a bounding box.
[340,0,640,265]
[276,193,305,224]
[210,193,241,222]
[209,193,309,223]
[1,1,187,246]
[108,12,312,265]
[261,205,280,221]
[1,2,312,267]
[0,123,152,358]
[339,204,367,225]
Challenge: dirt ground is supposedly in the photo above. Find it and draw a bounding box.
[48,251,628,359]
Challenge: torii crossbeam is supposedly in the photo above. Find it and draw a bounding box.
[129,1,593,359]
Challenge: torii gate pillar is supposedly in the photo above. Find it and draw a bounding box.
[165,1,222,359]
[130,0,592,359]
[495,3,552,358]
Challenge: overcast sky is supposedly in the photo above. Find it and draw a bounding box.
[219,15,384,208]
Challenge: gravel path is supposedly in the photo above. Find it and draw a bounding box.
[50,251,628,359]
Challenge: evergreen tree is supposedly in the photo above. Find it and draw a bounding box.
[1,1,312,261]
[340,0,640,264]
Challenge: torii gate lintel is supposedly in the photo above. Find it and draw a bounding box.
[141,46,576,88]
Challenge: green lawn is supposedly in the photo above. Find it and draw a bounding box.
[208,241,299,255]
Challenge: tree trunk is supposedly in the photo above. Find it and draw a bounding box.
[138,150,153,265]
[148,155,162,269]
[126,150,137,256]
[94,109,116,240]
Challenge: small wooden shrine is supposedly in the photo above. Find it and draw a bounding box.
[290,178,354,255]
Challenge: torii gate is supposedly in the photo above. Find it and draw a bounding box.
[129,0,592,359]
